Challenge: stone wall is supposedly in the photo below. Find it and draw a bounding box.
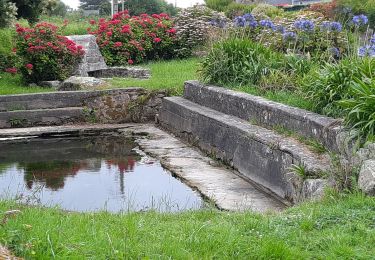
[184,80,343,153]
[0,89,166,128]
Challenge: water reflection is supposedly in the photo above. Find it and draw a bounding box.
[0,136,203,212]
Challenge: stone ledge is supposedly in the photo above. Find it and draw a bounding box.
[184,81,344,153]
[158,96,330,204]
[88,66,151,79]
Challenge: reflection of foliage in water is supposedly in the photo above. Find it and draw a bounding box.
[20,161,83,191]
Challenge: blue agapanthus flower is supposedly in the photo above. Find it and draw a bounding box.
[329,47,340,58]
[247,20,258,28]
[243,13,255,22]
[234,16,246,27]
[358,45,375,57]
[320,21,342,32]
[320,21,331,31]
[352,14,368,26]
[275,25,285,33]
[330,22,342,32]
[294,19,315,32]
[370,34,375,45]
[259,19,275,30]
[282,31,297,42]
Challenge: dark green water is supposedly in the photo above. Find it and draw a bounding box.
[0,136,203,212]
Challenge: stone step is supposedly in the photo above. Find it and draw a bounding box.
[158,97,332,204]
[0,107,85,128]
[184,81,343,153]
[0,88,144,112]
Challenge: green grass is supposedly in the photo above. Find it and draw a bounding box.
[232,85,315,111]
[0,73,49,95]
[0,192,374,258]
[111,58,201,95]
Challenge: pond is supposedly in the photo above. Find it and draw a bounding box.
[0,136,203,212]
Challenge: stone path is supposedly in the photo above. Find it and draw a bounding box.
[0,124,285,212]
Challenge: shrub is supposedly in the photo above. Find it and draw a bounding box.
[340,77,375,142]
[251,4,284,19]
[15,22,85,83]
[89,11,176,65]
[173,6,231,58]
[302,57,375,117]
[0,0,17,28]
[224,2,256,19]
[205,0,232,12]
[200,38,283,86]
[336,0,375,27]
[307,0,338,20]
[232,12,350,61]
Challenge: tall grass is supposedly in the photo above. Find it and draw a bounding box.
[0,192,373,258]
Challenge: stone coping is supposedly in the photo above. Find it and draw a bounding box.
[184,81,344,153]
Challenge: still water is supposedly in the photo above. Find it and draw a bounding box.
[0,136,203,212]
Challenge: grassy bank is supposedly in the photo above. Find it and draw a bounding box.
[111,58,201,95]
[0,192,373,258]
[0,73,49,95]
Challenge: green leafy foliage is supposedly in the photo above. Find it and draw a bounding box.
[340,78,375,142]
[0,0,17,28]
[204,0,232,12]
[200,38,283,86]
[224,2,256,19]
[302,58,375,117]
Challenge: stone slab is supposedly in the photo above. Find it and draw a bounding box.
[0,107,84,128]
[184,81,343,153]
[158,97,331,204]
[89,66,151,79]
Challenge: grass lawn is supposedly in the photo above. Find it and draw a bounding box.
[0,73,50,95]
[111,58,200,95]
[0,192,374,258]
[0,57,314,113]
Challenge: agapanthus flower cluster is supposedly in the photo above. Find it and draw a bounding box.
[294,19,315,32]
[88,10,177,65]
[320,21,342,32]
[358,34,375,58]
[352,14,368,26]
[259,19,275,30]
[14,22,85,82]
[282,31,297,42]
[234,13,258,29]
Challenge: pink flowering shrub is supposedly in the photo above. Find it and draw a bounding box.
[15,22,85,83]
[88,11,177,65]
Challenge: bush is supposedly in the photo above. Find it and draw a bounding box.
[302,57,375,117]
[224,2,256,19]
[340,77,375,142]
[307,0,338,20]
[336,0,375,27]
[173,5,231,58]
[0,0,17,28]
[232,12,350,61]
[205,0,232,12]
[15,22,85,82]
[89,11,176,65]
[251,4,284,19]
[200,38,283,86]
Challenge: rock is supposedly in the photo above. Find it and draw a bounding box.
[89,66,151,79]
[67,35,107,76]
[358,160,375,196]
[59,76,107,91]
[39,80,61,89]
[28,83,38,87]
[302,179,327,201]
